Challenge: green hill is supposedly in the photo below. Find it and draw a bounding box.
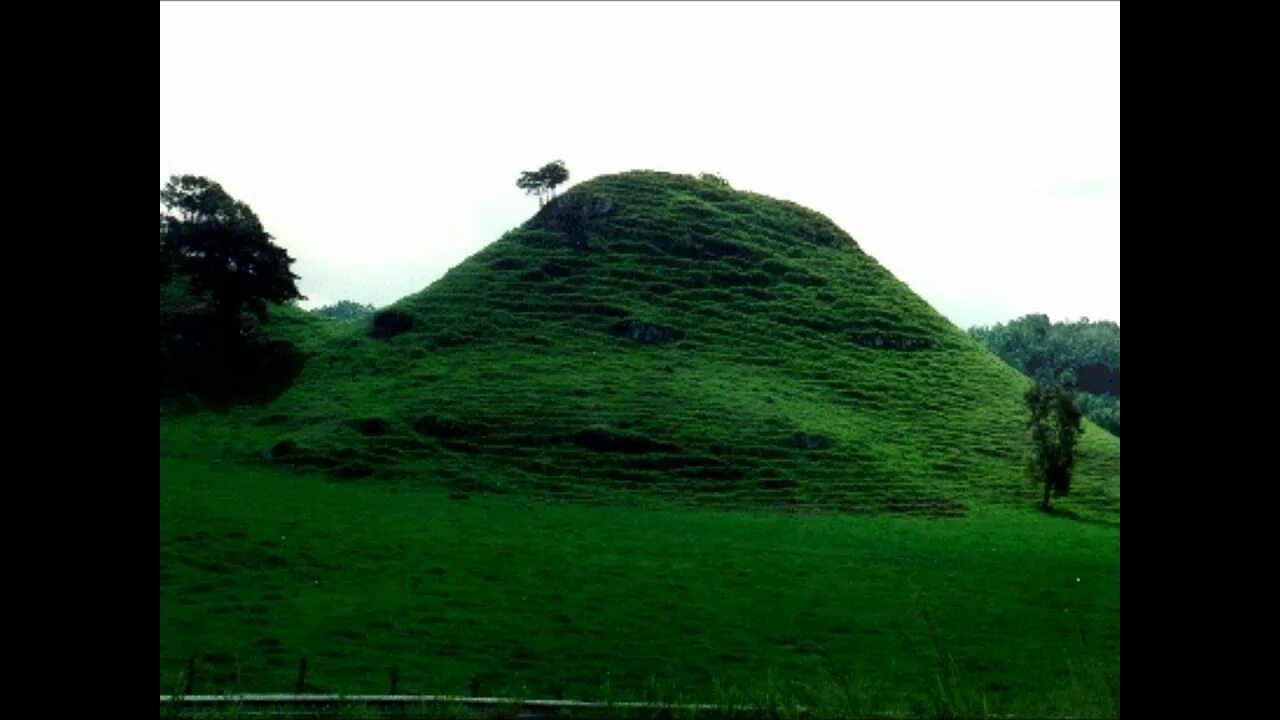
[219,170,1118,518]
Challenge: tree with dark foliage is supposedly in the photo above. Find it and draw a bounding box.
[1025,378,1085,511]
[517,161,570,207]
[160,175,304,343]
[159,175,306,406]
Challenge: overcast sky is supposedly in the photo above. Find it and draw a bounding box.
[160,1,1118,329]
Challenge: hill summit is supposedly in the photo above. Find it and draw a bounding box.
[245,171,1119,517]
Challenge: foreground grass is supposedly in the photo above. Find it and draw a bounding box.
[160,457,1118,718]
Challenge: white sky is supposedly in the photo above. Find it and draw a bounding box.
[160,1,1118,329]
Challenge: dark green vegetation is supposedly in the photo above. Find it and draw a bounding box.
[161,171,1119,717]
[160,175,304,332]
[517,160,571,207]
[1024,381,1085,511]
[969,316,1119,437]
[698,172,731,188]
[160,176,306,406]
[312,300,378,322]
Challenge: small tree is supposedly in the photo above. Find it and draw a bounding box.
[1025,377,1085,511]
[541,160,569,199]
[516,160,570,207]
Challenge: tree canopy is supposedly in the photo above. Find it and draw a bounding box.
[312,300,377,321]
[517,161,570,206]
[970,314,1119,436]
[1025,378,1085,511]
[160,175,304,337]
[159,175,307,406]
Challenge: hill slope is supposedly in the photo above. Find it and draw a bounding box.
[218,171,1119,518]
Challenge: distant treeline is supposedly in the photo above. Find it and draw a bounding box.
[311,300,376,321]
[968,315,1120,437]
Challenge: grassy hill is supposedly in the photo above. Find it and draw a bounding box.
[160,171,1120,716]
[199,170,1118,518]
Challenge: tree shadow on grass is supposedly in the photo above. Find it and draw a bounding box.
[1043,506,1120,529]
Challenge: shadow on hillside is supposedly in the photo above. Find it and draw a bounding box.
[1044,506,1120,529]
[160,320,306,411]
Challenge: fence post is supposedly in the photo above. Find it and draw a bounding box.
[184,655,196,696]
[390,667,399,695]
[295,657,308,694]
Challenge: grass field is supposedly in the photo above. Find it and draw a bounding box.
[160,454,1118,717]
